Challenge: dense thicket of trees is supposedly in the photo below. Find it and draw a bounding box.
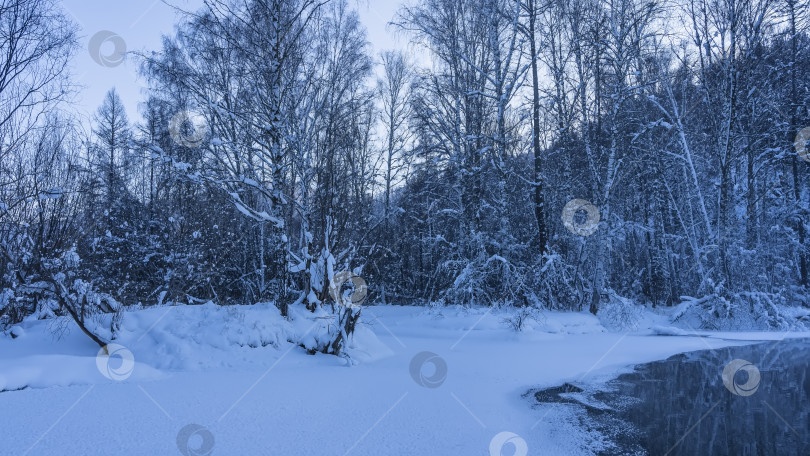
[2,0,810,346]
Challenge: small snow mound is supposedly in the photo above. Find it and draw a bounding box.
[118,302,291,370]
[9,326,24,339]
[344,324,393,362]
[651,325,689,336]
[287,305,391,361]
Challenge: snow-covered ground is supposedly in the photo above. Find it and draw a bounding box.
[1,304,808,455]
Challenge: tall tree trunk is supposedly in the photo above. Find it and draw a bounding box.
[528,0,547,255]
[787,0,808,286]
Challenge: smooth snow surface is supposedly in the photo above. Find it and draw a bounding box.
[1,304,805,455]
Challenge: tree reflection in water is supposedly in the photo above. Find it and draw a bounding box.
[533,338,810,455]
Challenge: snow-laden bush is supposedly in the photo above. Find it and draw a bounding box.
[0,288,15,329]
[425,299,446,318]
[440,228,534,308]
[500,304,541,332]
[536,253,581,311]
[597,291,643,331]
[672,292,801,330]
[2,248,123,347]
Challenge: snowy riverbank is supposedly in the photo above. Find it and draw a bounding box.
[1,304,808,455]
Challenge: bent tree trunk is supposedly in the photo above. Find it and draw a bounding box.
[45,277,110,351]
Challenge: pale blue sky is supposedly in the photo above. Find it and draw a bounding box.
[60,0,406,127]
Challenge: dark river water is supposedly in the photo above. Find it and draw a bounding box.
[531,338,810,455]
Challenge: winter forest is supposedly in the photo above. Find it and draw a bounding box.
[5,0,810,343]
[2,0,810,454]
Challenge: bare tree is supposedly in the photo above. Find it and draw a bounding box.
[378,50,413,223]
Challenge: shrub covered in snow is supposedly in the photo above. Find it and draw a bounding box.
[500,304,541,332]
[672,292,802,331]
[0,248,122,347]
[597,292,644,331]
